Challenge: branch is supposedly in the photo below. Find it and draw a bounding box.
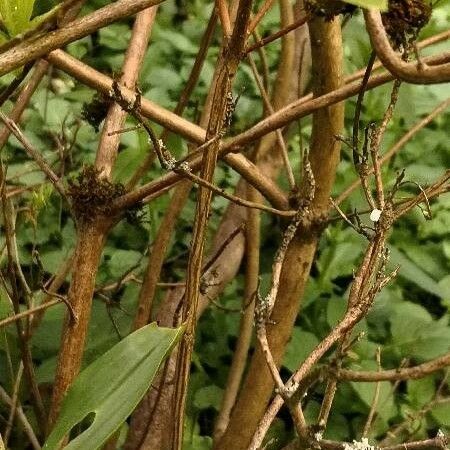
[48,50,205,143]
[245,12,310,54]
[336,96,450,205]
[0,0,166,77]
[345,28,450,84]
[364,9,450,84]
[339,351,450,382]
[216,0,232,39]
[227,51,450,150]
[0,111,67,199]
[247,0,276,36]
[171,1,254,447]
[0,385,41,450]
[213,184,260,442]
[48,8,156,428]
[283,435,448,450]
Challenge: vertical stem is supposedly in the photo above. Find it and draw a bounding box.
[48,8,156,430]
[213,183,260,442]
[215,14,344,450]
[0,184,47,434]
[48,222,108,427]
[171,2,253,448]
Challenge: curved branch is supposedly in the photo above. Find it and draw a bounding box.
[364,9,450,84]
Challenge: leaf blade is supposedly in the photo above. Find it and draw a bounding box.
[43,323,184,450]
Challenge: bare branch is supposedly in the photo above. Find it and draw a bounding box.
[364,9,450,84]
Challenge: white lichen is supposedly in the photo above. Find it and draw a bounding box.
[370,208,382,222]
[437,429,445,439]
[177,161,191,172]
[314,431,323,442]
[343,438,375,450]
[162,157,177,171]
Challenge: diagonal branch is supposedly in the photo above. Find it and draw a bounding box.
[0,0,166,77]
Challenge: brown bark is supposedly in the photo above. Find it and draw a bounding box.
[213,182,261,442]
[214,15,344,450]
[48,222,108,427]
[126,2,307,445]
[48,9,156,429]
[0,0,165,77]
[170,2,253,447]
[124,190,248,450]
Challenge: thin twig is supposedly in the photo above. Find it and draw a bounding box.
[4,362,23,445]
[0,385,41,450]
[216,0,232,39]
[336,97,450,205]
[247,0,277,36]
[0,111,66,199]
[0,299,62,329]
[245,13,310,54]
[248,54,296,190]
[362,347,382,438]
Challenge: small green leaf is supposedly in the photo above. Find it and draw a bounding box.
[350,361,396,422]
[407,377,435,408]
[0,0,58,39]
[430,401,450,426]
[388,303,450,361]
[390,247,446,298]
[43,323,184,450]
[283,329,319,372]
[0,0,34,36]
[343,0,388,10]
[106,249,142,278]
[193,385,223,411]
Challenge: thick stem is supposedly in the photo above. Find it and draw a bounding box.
[48,9,155,429]
[48,222,108,428]
[215,15,344,450]
[213,183,260,442]
[95,8,157,177]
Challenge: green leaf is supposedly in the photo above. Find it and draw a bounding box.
[0,0,35,36]
[407,377,435,409]
[193,385,223,411]
[113,145,148,183]
[388,302,450,361]
[106,249,142,278]
[430,401,450,426]
[317,229,363,290]
[390,247,446,298]
[283,329,319,372]
[343,0,388,10]
[183,435,213,450]
[43,323,184,450]
[349,361,396,422]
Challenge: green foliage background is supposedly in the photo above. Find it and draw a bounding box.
[0,0,449,448]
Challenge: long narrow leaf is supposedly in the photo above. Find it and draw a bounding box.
[43,323,184,450]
